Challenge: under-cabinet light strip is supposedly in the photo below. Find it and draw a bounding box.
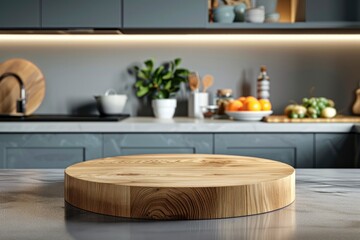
[0,34,359,42]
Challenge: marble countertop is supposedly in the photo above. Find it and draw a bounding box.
[0,117,357,133]
[1,169,359,240]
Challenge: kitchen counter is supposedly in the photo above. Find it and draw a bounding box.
[0,117,357,133]
[1,169,359,240]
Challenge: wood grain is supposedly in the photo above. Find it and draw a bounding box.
[65,154,295,220]
[264,115,360,123]
[0,58,45,115]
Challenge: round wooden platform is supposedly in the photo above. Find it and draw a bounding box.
[64,154,295,220]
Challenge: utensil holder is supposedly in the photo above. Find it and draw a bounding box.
[188,92,209,119]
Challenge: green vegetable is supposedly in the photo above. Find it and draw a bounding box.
[287,97,337,119]
[290,113,299,119]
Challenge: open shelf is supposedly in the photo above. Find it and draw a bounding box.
[209,0,306,24]
[207,22,360,30]
[208,0,360,31]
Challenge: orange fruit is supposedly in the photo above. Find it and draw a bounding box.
[238,97,246,103]
[259,99,272,111]
[246,100,261,111]
[227,100,243,111]
[244,96,258,104]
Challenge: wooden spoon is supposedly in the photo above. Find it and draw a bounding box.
[202,74,214,93]
[189,72,200,92]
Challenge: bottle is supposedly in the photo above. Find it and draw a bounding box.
[352,87,360,115]
[257,65,270,99]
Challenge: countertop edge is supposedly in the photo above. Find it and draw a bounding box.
[0,117,358,133]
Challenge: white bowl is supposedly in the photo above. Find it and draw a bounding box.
[95,94,127,115]
[245,7,265,23]
[226,111,273,121]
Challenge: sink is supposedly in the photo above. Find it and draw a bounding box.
[0,114,130,122]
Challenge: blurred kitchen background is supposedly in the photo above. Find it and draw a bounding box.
[1,35,358,116]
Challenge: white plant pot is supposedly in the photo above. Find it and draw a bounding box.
[151,99,177,119]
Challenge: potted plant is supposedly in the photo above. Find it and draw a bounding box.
[133,58,190,119]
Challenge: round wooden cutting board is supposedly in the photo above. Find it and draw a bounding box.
[65,154,295,220]
[0,58,45,115]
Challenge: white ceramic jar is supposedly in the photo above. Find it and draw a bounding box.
[245,6,265,23]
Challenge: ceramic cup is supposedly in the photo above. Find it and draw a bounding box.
[245,6,265,23]
[213,5,235,23]
[234,3,247,22]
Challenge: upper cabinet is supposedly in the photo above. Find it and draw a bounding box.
[41,0,122,28]
[0,0,40,29]
[307,0,359,22]
[123,0,207,29]
[1,0,360,32]
[304,0,360,29]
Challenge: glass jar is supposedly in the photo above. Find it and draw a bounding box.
[215,89,233,116]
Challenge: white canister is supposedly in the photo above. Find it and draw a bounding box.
[188,92,209,119]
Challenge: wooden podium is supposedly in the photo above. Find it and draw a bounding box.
[65,154,295,220]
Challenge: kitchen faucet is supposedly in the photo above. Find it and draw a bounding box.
[0,72,26,114]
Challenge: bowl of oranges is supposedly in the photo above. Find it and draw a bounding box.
[225,96,273,121]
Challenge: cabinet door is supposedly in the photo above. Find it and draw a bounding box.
[315,134,356,168]
[0,134,102,169]
[123,0,207,29]
[0,0,40,28]
[103,134,213,157]
[214,134,314,168]
[42,0,122,28]
[306,0,360,22]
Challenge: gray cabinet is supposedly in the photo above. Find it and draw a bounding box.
[306,0,360,22]
[0,0,40,28]
[123,0,207,29]
[103,134,213,157]
[214,134,314,168]
[42,0,122,28]
[315,134,356,168]
[0,134,102,169]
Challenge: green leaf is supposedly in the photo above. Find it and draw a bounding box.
[137,70,148,80]
[174,58,181,67]
[135,80,143,88]
[153,65,164,78]
[154,75,162,85]
[172,77,185,84]
[157,90,170,99]
[162,71,173,80]
[174,68,189,76]
[144,59,154,72]
[164,80,172,90]
[136,86,149,97]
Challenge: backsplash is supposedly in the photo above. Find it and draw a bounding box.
[0,35,359,116]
